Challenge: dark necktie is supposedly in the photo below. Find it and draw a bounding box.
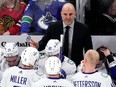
[63,26,70,57]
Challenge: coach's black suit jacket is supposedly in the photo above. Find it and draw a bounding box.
[38,20,93,66]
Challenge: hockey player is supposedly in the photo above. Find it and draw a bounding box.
[1,47,46,87]
[0,42,20,82]
[37,39,76,81]
[3,42,20,67]
[0,47,4,81]
[71,49,115,87]
[96,46,116,83]
[0,48,4,62]
[20,0,67,35]
[32,56,74,87]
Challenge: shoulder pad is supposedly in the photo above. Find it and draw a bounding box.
[67,59,75,65]
[101,72,109,78]
[36,71,45,76]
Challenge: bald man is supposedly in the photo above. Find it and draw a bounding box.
[29,3,93,66]
[71,49,116,87]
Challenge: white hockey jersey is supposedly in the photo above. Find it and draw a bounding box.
[32,77,74,87]
[71,71,115,87]
[37,54,76,81]
[0,58,22,82]
[1,66,46,87]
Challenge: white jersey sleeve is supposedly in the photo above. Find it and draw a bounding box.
[37,54,47,73]
[62,56,76,81]
[0,58,9,82]
[0,58,9,71]
[62,56,76,75]
[108,56,116,68]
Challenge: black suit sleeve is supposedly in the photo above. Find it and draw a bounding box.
[38,24,53,51]
[84,24,93,52]
[38,22,63,51]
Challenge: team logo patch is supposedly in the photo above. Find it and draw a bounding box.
[67,59,75,65]
[38,12,57,30]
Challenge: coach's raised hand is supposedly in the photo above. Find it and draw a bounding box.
[29,39,39,48]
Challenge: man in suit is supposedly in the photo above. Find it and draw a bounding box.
[29,3,93,66]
